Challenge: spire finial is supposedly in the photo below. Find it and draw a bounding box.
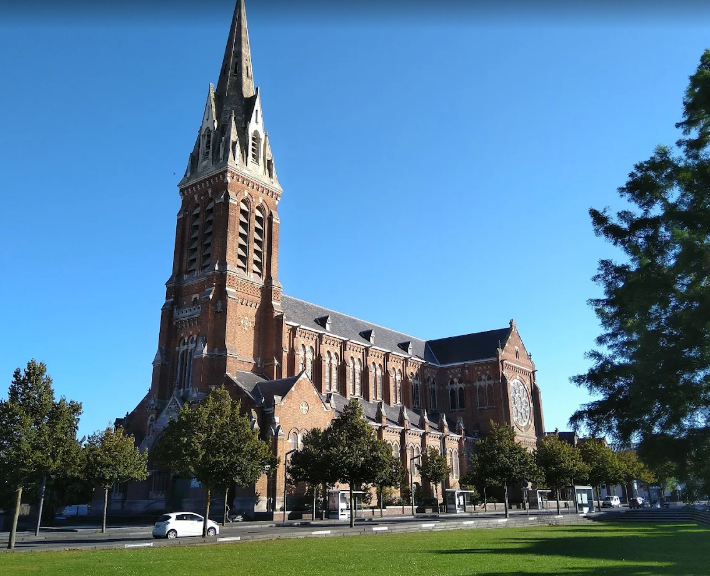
[215,0,255,126]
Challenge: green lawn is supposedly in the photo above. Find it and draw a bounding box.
[1,522,708,575]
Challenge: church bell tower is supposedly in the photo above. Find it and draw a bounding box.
[148,0,284,406]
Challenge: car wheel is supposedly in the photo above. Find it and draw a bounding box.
[207,527,216,537]
[167,530,177,539]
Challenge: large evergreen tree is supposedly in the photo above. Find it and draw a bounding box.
[84,426,148,533]
[153,387,276,537]
[0,360,82,549]
[472,423,537,518]
[571,50,710,493]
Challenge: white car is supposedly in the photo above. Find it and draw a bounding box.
[152,512,219,539]
[602,496,621,508]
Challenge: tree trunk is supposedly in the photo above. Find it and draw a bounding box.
[8,486,22,550]
[504,482,509,519]
[436,482,441,517]
[35,475,47,537]
[102,487,109,533]
[223,485,229,526]
[596,485,602,512]
[379,486,383,517]
[203,485,211,538]
[484,487,487,512]
[556,488,561,515]
[349,485,355,528]
[312,485,316,521]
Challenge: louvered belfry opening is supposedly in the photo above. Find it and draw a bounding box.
[201,201,214,271]
[252,205,265,277]
[237,199,250,272]
[187,205,201,273]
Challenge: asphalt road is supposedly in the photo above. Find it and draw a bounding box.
[0,507,617,552]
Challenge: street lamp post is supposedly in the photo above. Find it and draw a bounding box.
[410,454,422,516]
[282,449,297,525]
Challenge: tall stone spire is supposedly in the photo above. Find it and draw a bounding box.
[180,0,280,191]
[214,0,255,128]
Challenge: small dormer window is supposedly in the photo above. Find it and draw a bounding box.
[315,315,331,331]
[360,329,374,344]
[251,131,261,164]
[515,346,520,360]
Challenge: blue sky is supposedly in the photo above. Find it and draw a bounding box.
[1,2,710,440]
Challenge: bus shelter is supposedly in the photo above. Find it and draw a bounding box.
[328,490,365,520]
[445,489,476,513]
[574,485,595,513]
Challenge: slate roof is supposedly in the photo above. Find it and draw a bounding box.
[282,295,434,362]
[426,328,511,365]
[228,371,268,403]
[257,374,301,406]
[323,393,460,435]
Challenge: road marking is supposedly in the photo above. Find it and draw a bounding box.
[372,526,388,531]
[528,517,537,520]
[218,536,241,542]
[311,530,331,535]
[553,515,563,518]
[497,519,508,522]
[421,523,436,528]
[462,520,475,525]
[125,542,153,548]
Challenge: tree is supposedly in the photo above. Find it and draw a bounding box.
[571,50,710,490]
[323,399,390,527]
[535,434,588,515]
[614,448,656,501]
[287,428,338,520]
[153,387,276,537]
[461,453,495,510]
[473,423,538,518]
[0,360,82,549]
[578,439,624,511]
[372,445,404,517]
[417,447,449,515]
[84,426,148,533]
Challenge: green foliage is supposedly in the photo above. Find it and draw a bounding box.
[535,434,588,494]
[615,449,655,485]
[0,360,82,489]
[578,439,624,489]
[84,427,148,490]
[153,387,276,534]
[571,50,710,492]
[153,387,277,491]
[323,400,390,490]
[321,399,392,525]
[0,360,82,546]
[417,447,449,504]
[473,423,538,489]
[288,427,337,489]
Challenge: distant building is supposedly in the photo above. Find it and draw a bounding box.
[112,0,546,518]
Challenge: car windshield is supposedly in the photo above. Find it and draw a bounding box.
[157,515,171,522]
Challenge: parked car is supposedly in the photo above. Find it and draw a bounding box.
[55,504,90,521]
[602,496,621,508]
[629,497,645,509]
[152,512,219,539]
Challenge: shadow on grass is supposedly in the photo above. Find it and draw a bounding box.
[436,522,710,576]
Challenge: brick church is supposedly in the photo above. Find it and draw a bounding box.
[112,0,545,517]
